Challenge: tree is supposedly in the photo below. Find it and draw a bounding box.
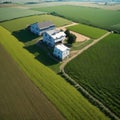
[67,33,76,44]
[65,29,76,44]
[65,29,70,37]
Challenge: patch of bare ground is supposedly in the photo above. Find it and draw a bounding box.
[57,22,90,42]
[70,30,90,42]
[70,50,78,57]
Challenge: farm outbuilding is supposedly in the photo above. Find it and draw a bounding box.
[43,29,66,47]
[53,44,70,60]
[30,21,55,35]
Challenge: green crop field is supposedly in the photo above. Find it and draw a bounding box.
[0,7,45,22]
[65,33,120,117]
[67,24,107,39]
[0,43,65,120]
[0,26,109,120]
[32,5,120,32]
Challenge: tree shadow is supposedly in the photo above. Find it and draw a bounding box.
[12,29,38,43]
[24,42,59,66]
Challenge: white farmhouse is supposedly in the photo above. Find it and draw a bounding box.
[43,29,66,47]
[53,44,70,60]
[30,21,55,35]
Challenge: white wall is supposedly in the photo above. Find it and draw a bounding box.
[62,49,69,59]
[53,48,69,60]
[30,24,40,35]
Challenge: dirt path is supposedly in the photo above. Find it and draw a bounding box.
[60,32,119,120]
[57,22,90,42]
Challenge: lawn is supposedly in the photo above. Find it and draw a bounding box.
[32,5,120,32]
[0,44,65,120]
[67,24,107,39]
[71,39,93,50]
[0,7,44,22]
[65,33,120,117]
[0,26,109,120]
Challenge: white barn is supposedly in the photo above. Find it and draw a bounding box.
[43,29,66,47]
[53,44,70,60]
[30,21,55,35]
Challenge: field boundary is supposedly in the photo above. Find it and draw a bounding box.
[60,32,119,120]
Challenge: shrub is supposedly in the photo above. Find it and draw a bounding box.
[67,33,76,44]
[65,29,76,44]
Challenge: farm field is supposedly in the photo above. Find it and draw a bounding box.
[0,44,65,120]
[0,14,71,73]
[32,5,120,32]
[0,7,44,22]
[67,24,107,39]
[65,33,120,117]
[0,26,109,120]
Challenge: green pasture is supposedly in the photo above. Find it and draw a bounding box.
[0,7,44,22]
[67,24,107,39]
[33,5,120,32]
[65,33,120,117]
[0,26,109,120]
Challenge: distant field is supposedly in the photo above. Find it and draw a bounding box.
[0,7,44,22]
[65,34,120,117]
[33,5,120,32]
[0,26,109,120]
[67,24,107,39]
[0,44,65,120]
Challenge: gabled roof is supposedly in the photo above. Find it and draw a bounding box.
[55,44,70,52]
[37,21,55,30]
[46,29,66,40]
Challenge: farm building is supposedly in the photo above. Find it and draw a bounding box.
[30,21,55,35]
[43,29,66,47]
[53,44,70,60]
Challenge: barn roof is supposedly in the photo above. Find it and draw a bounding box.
[55,44,70,52]
[46,29,66,40]
[37,21,55,30]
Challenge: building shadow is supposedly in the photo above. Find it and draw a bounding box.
[24,42,59,66]
[12,28,59,67]
[12,29,38,43]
